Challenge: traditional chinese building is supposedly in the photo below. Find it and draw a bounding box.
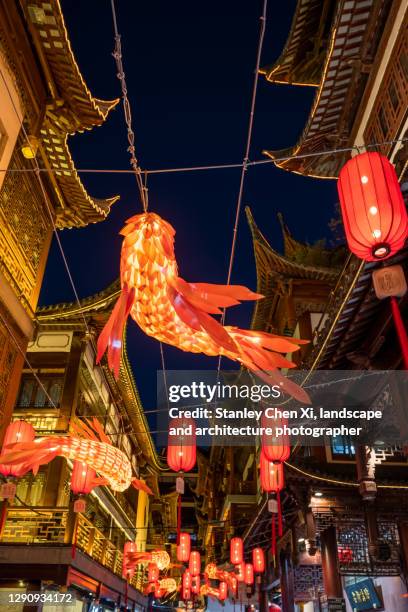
[0,280,168,609]
[207,1,408,610]
[0,0,119,440]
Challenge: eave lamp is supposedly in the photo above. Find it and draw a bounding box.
[167,417,196,543]
[337,151,408,368]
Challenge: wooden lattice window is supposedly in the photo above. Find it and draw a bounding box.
[364,28,408,154]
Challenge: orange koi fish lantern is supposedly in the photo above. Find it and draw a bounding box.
[0,418,152,496]
[337,152,407,262]
[97,212,310,403]
[124,548,170,573]
[260,453,285,559]
[0,420,35,478]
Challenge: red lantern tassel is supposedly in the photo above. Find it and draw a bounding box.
[391,296,408,370]
[277,491,283,537]
[71,515,78,559]
[177,493,181,545]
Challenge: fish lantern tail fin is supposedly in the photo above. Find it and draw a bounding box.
[96,284,135,379]
[230,328,311,404]
[0,439,61,474]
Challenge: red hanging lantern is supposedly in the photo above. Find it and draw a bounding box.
[337,152,408,262]
[260,453,285,559]
[252,547,265,573]
[70,460,97,495]
[148,563,159,583]
[244,563,254,586]
[260,452,285,493]
[261,412,290,463]
[230,536,244,565]
[191,575,200,595]
[236,561,245,582]
[123,541,137,579]
[182,569,192,600]
[0,420,35,477]
[166,417,197,472]
[154,583,165,599]
[189,550,201,576]
[229,574,238,598]
[219,581,228,601]
[177,532,191,562]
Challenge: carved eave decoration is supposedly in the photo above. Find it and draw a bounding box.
[36,280,166,473]
[246,207,341,331]
[22,0,120,227]
[262,0,390,178]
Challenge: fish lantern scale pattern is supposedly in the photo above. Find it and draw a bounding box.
[337,152,408,261]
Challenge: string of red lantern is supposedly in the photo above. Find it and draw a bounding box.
[260,453,285,559]
[167,417,196,544]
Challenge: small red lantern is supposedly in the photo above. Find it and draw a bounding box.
[229,574,238,597]
[189,550,201,576]
[182,570,192,600]
[236,561,245,582]
[191,575,200,595]
[177,533,191,562]
[230,536,244,565]
[260,452,285,493]
[219,581,228,601]
[123,541,137,579]
[337,152,408,262]
[252,547,265,573]
[166,417,196,472]
[0,420,35,477]
[70,460,96,495]
[261,412,290,463]
[244,563,254,585]
[148,563,159,583]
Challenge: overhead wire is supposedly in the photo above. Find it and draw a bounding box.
[0,137,406,176]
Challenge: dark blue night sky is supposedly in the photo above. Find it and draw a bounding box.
[39,0,337,415]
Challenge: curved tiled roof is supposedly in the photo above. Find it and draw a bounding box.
[263,0,391,178]
[260,0,336,86]
[23,0,120,226]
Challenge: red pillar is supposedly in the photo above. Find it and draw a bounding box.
[320,526,343,598]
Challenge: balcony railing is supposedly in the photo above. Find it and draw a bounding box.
[0,506,140,588]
